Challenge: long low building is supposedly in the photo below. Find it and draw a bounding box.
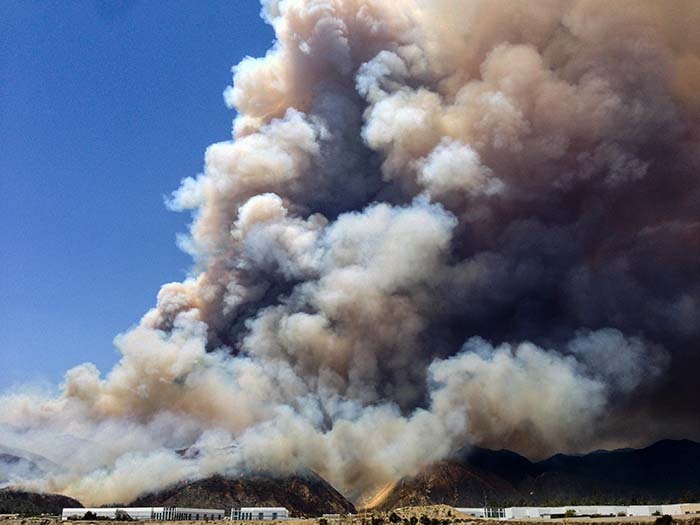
[456,502,700,520]
[231,507,290,521]
[61,507,226,521]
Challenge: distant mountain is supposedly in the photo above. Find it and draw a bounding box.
[528,439,700,504]
[0,445,57,484]
[131,470,356,517]
[0,488,82,515]
[0,454,43,484]
[372,439,700,509]
[462,447,539,487]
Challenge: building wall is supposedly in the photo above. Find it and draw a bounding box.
[504,508,529,519]
[662,505,682,516]
[682,504,700,515]
[455,508,486,518]
[628,506,653,516]
[170,508,226,521]
[231,507,290,521]
[457,503,700,520]
[62,507,165,520]
[61,507,224,521]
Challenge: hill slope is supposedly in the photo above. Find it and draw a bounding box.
[373,439,700,509]
[131,470,356,517]
[375,460,520,510]
[0,488,82,515]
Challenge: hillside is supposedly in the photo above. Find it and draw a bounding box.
[375,460,520,510]
[372,439,700,509]
[531,439,700,501]
[131,470,356,517]
[0,488,82,515]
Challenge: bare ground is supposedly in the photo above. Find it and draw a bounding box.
[2,506,698,525]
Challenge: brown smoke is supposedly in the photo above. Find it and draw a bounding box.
[2,0,700,506]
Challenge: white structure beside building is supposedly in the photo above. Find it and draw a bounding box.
[455,508,486,519]
[61,507,226,521]
[456,502,700,520]
[230,507,290,521]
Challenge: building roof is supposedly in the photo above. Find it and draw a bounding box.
[237,507,289,512]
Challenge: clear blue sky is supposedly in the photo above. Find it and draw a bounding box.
[0,1,274,390]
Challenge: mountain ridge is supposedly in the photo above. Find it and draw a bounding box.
[130,470,356,517]
[371,439,700,510]
[0,488,82,515]
[2,439,698,515]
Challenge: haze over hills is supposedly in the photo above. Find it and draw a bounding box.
[0,468,355,517]
[0,455,43,485]
[1,440,699,515]
[371,439,700,510]
[0,446,58,485]
[130,471,356,517]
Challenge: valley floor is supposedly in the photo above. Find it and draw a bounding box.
[2,505,699,525]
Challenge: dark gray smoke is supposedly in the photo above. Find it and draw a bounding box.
[2,0,700,506]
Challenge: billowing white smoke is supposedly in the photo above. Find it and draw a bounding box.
[2,0,699,507]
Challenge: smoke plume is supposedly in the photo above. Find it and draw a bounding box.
[2,0,700,506]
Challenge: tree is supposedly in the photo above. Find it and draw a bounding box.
[654,515,673,525]
[410,516,418,525]
[320,519,328,525]
[564,510,577,518]
[83,512,97,520]
[115,510,132,521]
[389,513,401,524]
[419,515,430,525]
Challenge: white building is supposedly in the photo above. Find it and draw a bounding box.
[455,508,486,518]
[627,506,660,517]
[456,502,700,520]
[682,504,700,514]
[661,505,683,516]
[230,507,290,521]
[502,506,627,519]
[61,507,226,521]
